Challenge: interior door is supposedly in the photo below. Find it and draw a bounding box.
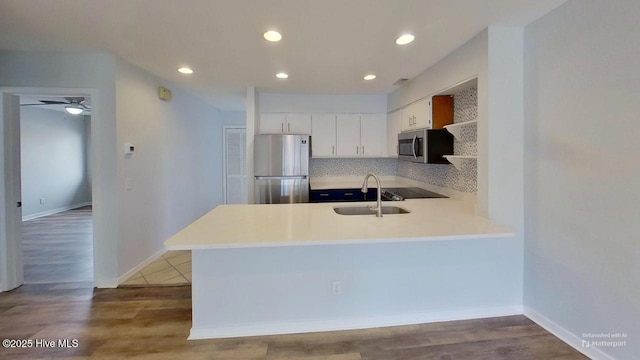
[1,93,23,291]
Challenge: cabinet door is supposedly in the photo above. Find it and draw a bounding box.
[259,113,286,134]
[286,113,312,134]
[336,115,361,157]
[360,113,385,157]
[400,107,413,132]
[387,110,402,157]
[311,114,337,157]
[431,95,454,129]
[412,99,430,129]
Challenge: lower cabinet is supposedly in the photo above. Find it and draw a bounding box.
[310,188,379,203]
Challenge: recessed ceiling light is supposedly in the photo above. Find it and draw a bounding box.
[276,72,289,79]
[264,30,282,42]
[364,74,377,81]
[177,67,194,75]
[395,34,415,45]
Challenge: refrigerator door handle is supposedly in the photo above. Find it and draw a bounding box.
[255,176,308,180]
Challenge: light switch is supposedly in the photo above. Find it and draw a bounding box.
[125,178,133,190]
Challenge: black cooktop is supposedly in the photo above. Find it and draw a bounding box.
[381,187,448,200]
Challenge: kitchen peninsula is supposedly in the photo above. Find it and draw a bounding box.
[165,177,518,340]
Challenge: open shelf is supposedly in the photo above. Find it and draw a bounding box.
[443,120,478,140]
[443,155,477,171]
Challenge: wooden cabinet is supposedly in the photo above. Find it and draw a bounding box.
[311,114,336,157]
[399,95,453,131]
[259,113,312,134]
[431,95,454,129]
[387,110,402,157]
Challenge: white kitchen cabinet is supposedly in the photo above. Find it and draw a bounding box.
[336,115,361,157]
[260,113,287,134]
[311,114,336,157]
[360,113,385,157]
[259,113,311,134]
[285,113,312,134]
[387,110,402,157]
[401,98,431,131]
[413,98,432,129]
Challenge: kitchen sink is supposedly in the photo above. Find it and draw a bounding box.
[333,205,411,216]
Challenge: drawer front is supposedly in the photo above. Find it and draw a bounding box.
[310,189,378,203]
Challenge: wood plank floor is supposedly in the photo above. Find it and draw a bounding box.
[22,206,93,284]
[0,283,589,359]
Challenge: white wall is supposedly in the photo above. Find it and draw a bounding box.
[192,238,522,338]
[20,107,91,218]
[523,1,640,358]
[259,93,387,114]
[0,50,118,286]
[115,59,245,277]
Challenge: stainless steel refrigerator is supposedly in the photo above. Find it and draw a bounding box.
[254,134,310,204]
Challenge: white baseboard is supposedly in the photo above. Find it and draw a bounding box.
[524,306,615,360]
[22,202,92,221]
[189,305,523,340]
[117,248,167,285]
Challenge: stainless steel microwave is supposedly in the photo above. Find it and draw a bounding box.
[398,129,453,163]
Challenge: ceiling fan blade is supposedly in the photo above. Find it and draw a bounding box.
[20,103,52,106]
[38,100,69,105]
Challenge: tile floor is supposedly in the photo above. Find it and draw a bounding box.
[120,250,191,286]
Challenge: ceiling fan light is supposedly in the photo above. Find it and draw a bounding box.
[65,106,83,115]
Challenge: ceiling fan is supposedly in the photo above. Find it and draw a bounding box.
[20,97,91,115]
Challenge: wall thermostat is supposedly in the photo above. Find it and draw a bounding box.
[124,143,135,155]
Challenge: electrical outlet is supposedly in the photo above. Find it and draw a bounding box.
[331,281,342,296]
[39,197,47,205]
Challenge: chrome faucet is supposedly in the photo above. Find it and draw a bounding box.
[361,173,383,217]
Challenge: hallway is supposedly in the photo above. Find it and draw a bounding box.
[22,206,93,284]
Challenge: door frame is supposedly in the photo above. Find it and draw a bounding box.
[0,87,100,291]
[222,125,247,204]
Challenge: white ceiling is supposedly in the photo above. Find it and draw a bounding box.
[0,0,566,110]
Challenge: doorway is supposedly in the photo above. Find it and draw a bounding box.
[19,95,93,284]
[0,88,103,291]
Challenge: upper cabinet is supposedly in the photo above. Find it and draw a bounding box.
[311,113,386,158]
[259,113,312,134]
[387,110,402,157]
[359,113,386,157]
[336,115,361,157]
[311,114,337,157]
[431,95,454,129]
[399,95,453,131]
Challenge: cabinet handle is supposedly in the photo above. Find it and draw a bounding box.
[332,145,335,154]
[320,193,329,197]
[356,146,359,154]
[288,123,290,132]
[344,193,353,196]
[396,144,399,155]
[362,146,365,154]
[281,123,284,133]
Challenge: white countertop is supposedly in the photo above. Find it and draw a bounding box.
[164,198,514,250]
